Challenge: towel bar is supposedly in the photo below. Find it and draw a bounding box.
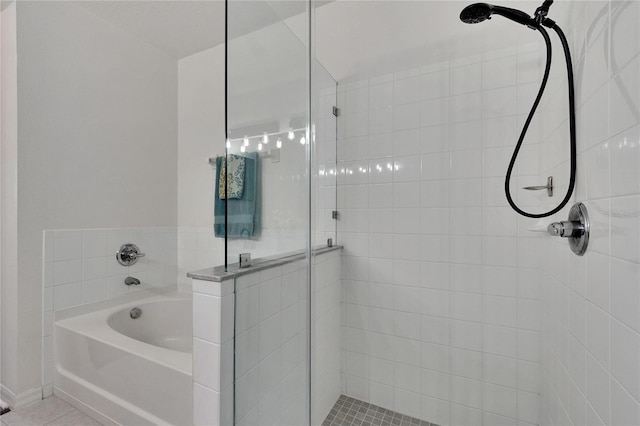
[208,149,280,167]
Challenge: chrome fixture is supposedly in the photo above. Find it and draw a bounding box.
[239,253,252,269]
[523,176,554,197]
[116,244,146,266]
[461,0,578,218]
[546,202,589,256]
[124,276,141,286]
[129,307,142,319]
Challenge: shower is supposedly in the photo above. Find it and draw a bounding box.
[460,0,577,218]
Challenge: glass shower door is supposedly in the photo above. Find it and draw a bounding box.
[225,1,312,425]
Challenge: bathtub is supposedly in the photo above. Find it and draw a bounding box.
[54,292,193,426]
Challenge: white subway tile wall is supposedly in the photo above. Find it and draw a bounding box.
[192,249,341,426]
[539,1,640,425]
[41,227,177,397]
[337,43,546,425]
[313,250,343,424]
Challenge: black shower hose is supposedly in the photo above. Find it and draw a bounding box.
[504,22,576,218]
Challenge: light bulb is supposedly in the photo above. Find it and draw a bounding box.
[243,136,249,146]
[258,143,263,151]
[263,133,269,144]
[288,128,295,140]
[225,139,230,149]
[276,138,282,148]
[240,145,246,153]
[300,136,306,145]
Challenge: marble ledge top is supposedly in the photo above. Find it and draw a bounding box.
[187,245,342,283]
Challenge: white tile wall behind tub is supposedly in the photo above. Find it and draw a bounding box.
[337,43,547,425]
[41,227,177,397]
[537,1,640,426]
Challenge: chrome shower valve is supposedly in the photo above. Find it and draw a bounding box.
[546,202,589,256]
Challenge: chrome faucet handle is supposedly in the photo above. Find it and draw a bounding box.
[546,202,590,256]
[547,220,583,238]
[116,243,146,266]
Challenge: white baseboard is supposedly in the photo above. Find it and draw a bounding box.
[0,384,42,409]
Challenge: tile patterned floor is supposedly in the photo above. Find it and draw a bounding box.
[323,395,438,426]
[0,396,102,426]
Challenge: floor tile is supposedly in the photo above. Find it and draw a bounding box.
[1,397,75,426]
[45,409,102,426]
[324,395,437,426]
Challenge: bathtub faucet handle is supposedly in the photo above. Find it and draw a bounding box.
[125,276,140,286]
[116,243,146,266]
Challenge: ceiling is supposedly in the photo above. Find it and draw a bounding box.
[74,1,328,60]
[75,0,544,80]
[316,1,543,81]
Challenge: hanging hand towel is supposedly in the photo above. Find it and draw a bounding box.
[214,152,261,238]
[218,154,246,199]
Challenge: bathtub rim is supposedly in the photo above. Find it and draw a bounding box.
[54,291,192,375]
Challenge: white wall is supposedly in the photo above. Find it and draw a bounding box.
[538,1,640,425]
[178,45,224,231]
[337,43,546,425]
[9,1,178,398]
[177,45,225,289]
[1,0,19,405]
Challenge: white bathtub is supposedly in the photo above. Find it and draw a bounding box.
[54,292,193,426]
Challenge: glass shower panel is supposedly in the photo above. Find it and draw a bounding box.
[312,62,338,250]
[226,1,313,425]
[310,60,339,426]
[225,0,310,264]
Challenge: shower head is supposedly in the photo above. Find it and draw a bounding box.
[460,3,535,27]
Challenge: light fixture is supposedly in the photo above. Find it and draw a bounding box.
[263,133,269,144]
[243,136,249,146]
[258,143,263,151]
[300,136,306,145]
[240,145,246,153]
[226,139,230,149]
[288,128,295,140]
[276,138,282,149]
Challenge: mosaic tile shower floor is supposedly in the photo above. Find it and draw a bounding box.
[322,395,439,426]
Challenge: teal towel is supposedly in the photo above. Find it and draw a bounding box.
[214,152,260,238]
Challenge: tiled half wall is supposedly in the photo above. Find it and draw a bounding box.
[192,248,342,426]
